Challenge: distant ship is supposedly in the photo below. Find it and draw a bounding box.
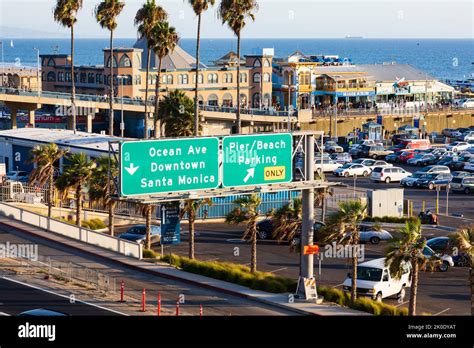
[345,35,363,39]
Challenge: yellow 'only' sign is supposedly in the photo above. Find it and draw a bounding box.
[264,166,286,181]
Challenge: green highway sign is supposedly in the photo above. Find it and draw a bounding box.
[222,133,293,187]
[120,138,219,196]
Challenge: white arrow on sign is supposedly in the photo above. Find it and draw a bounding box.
[124,163,139,176]
[243,167,255,183]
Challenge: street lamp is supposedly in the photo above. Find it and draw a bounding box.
[33,47,40,96]
[116,75,126,137]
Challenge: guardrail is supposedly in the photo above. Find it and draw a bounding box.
[0,202,142,259]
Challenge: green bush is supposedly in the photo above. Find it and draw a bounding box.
[363,216,425,224]
[87,218,106,230]
[143,249,158,259]
[161,254,296,294]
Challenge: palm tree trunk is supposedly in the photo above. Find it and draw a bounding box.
[236,32,241,135]
[321,193,327,223]
[108,200,115,236]
[143,47,151,139]
[154,59,163,138]
[108,29,114,136]
[188,207,195,259]
[70,25,76,133]
[48,170,54,219]
[409,259,419,316]
[350,233,359,303]
[145,204,152,250]
[250,217,257,273]
[193,13,202,137]
[76,184,82,227]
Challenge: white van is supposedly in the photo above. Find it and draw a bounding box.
[342,258,411,302]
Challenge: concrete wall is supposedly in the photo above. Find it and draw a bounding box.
[0,202,142,259]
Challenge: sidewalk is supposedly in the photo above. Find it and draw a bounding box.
[0,217,367,316]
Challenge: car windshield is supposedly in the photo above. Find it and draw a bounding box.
[451,177,463,183]
[356,267,382,281]
[418,167,433,172]
[340,164,352,169]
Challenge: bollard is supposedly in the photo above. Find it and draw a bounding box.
[199,304,203,318]
[157,293,161,316]
[141,288,146,312]
[422,200,425,212]
[119,281,125,303]
[176,300,180,316]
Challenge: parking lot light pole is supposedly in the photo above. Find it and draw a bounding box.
[446,184,450,216]
[353,174,357,198]
[117,75,126,137]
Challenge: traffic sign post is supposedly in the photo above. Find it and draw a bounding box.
[160,202,181,245]
[222,133,293,188]
[120,138,219,197]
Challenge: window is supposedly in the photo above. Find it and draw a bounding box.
[96,73,103,84]
[253,73,261,83]
[58,72,64,82]
[263,73,271,83]
[106,56,118,68]
[263,59,271,67]
[47,57,56,67]
[252,93,261,108]
[46,71,56,82]
[223,73,233,84]
[222,93,233,107]
[119,54,132,68]
[299,72,311,85]
[134,53,141,68]
[240,73,247,83]
[88,73,95,84]
[178,74,188,85]
[134,75,141,85]
[253,59,261,67]
[208,73,218,84]
[65,72,71,82]
[193,74,204,84]
[166,74,173,84]
[207,94,218,106]
[80,73,86,83]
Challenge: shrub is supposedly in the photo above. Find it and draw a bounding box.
[87,218,106,230]
[143,249,158,259]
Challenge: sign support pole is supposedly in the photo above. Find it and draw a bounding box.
[298,134,315,297]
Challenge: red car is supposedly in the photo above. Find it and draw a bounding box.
[398,150,416,163]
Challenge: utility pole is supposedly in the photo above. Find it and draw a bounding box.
[299,133,315,294]
[117,75,126,137]
[33,47,40,96]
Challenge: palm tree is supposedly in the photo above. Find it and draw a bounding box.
[134,0,167,139]
[160,89,198,137]
[89,156,118,236]
[53,0,83,133]
[226,194,262,273]
[271,197,302,252]
[322,200,367,303]
[28,144,68,218]
[450,225,474,315]
[95,0,125,136]
[188,0,215,136]
[135,203,156,250]
[150,21,179,138]
[385,218,439,315]
[180,198,213,259]
[56,153,95,227]
[315,188,332,223]
[218,0,258,134]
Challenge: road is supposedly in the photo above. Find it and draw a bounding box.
[0,277,125,316]
[0,224,300,316]
[113,221,471,316]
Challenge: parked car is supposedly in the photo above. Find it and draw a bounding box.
[414,165,451,176]
[460,98,474,108]
[442,128,457,137]
[463,131,474,142]
[371,166,411,183]
[450,176,474,194]
[314,159,342,173]
[426,237,472,267]
[437,156,456,168]
[415,173,452,190]
[446,141,471,152]
[359,225,393,244]
[365,160,393,171]
[330,152,352,164]
[333,163,371,177]
[342,258,411,302]
[407,153,436,166]
[398,150,417,163]
[449,154,472,170]
[422,245,454,272]
[18,309,69,316]
[400,173,429,187]
[325,141,343,153]
[451,171,472,178]
[385,152,401,163]
[359,144,393,159]
[118,225,161,244]
[352,158,377,167]
[463,159,474,172]
[6,170,29,182]
[256,219,325,240]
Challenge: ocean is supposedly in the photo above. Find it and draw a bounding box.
[1,38,473,81]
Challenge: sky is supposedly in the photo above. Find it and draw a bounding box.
[0,0,473,39]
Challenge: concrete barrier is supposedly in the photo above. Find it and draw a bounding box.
[0,202,142,259]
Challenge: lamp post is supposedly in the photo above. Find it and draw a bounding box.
[116,75,126,137]
[33,47,40,96]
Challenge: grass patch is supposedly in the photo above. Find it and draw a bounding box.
[143,249,159,259]
[161,253,296,294]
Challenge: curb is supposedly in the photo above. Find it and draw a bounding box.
[0,219,318,316]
